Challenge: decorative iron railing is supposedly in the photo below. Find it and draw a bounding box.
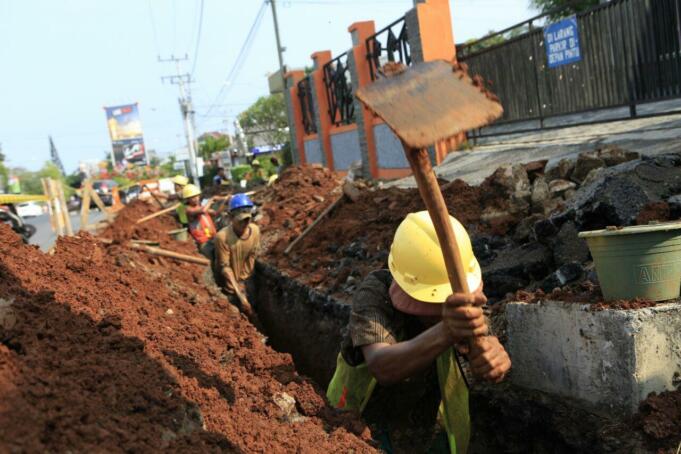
[366,16,411,80]
[323,52,355,126]
[297,76,317,135]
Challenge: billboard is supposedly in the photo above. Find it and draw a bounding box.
[104,103,147,169]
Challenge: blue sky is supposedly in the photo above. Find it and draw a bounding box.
[0,0,534,173]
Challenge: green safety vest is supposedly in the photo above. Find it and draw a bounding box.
[326,347,470,454]
[176,202,188,225]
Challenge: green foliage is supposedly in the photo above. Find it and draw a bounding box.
[530,0,599,20]
[231,165,252,182]
[464,25,529,53]
[13,162,74,197]
[198,134,231,161]
[160,155,178,177]
[238,94,288,147]
[280,142,293,168]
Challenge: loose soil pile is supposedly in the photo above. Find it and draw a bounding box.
[255,165,342,253]
[0,219,374,452]
[511,280,660,311]
[264,177,514,295]
[638,390,681,453]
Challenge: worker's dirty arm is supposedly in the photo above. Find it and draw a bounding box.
[361,322,455,385]
[223,266,253,315]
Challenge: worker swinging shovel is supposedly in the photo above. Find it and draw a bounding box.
[326,60,511,454]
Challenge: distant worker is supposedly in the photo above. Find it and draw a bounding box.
[152,175,190,227]
[270,156,283,175]
[182,184,217,257]
[248,159,267,186]
[267,156,282,186]
[327,211,511,454]
[171,175,189,227]
[213,167,227,187]
[214,193,260,318]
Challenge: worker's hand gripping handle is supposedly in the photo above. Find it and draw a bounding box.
[403,146,488,354]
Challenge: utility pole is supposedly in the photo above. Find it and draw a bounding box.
[159,54,201,189]
[268,0,286,78]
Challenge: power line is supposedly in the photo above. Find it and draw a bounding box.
[147,0,161,58]
[199,1,268,123]
[190,0,205,77]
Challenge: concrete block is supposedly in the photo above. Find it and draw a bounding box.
[304,139,323,164]
[374,123,409,169]
[506,300,681,415]
[330,128,362,171]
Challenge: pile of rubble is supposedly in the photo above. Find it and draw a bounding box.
[0,220,375,452]
[261,147,681,301]
[254,164,342,253]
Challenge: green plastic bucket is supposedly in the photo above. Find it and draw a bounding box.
[168,228,189,242]
[579,222,681,301]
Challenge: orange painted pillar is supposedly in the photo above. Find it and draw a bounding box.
[310,51,334,170]
[348,21,379,179]
[284,70,306,164]
[411,0,465,161]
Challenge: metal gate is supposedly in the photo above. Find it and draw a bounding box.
[457,0,681,136]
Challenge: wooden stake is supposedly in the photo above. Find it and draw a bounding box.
[80,180,92,232]
[48,179,64,237]
[89,187,111,219]
[41,178,56,233]
[135,203,180,224]
[56,180,73,236]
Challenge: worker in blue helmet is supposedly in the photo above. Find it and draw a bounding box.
[214,192,260,318]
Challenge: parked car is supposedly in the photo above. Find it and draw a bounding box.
[15,201,44,218]
[91,179,119,207]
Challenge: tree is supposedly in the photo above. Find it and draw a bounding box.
[530,0,599,20]
[198,133,231,161]
[13,162,70,196]
[238,94,288,148]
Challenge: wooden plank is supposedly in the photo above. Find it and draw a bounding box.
[89,187,111,218]
[129,243,210,265]
[48,179,64,237]
[80,180,92,232]
[40,178,56,233]
[56,180,73,236]
[284,195,344,256]
[135,203,180,224]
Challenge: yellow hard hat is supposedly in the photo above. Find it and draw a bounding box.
[251,159,261,166]
[172,175,189,187]
[388,211,481,303]
[267,174,279,186]
[181,184,201,200]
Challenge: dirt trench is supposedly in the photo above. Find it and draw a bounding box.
[0,205,375,453]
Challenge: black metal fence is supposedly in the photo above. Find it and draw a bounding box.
[297,76,317,135]
[366,16,411,80]
[457,0,681,134]
[323,52,355,126]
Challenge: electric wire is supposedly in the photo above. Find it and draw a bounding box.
[190,0,205,77]
[147,0,161,58]
[199,1,268,124]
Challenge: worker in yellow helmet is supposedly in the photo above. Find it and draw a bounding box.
[153,175,190,226]
[182,184,217,257]
[326,211,511,454]
[171,175,190,227]
[247,158,267,186]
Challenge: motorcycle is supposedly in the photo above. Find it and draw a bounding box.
[0,204,37,243]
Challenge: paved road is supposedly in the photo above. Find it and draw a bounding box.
[389,99,681,188]
[28,211,105,251]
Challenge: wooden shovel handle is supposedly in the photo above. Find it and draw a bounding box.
[404,146,485,353]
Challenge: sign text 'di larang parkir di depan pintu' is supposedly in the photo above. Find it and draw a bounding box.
[544,16,582,68]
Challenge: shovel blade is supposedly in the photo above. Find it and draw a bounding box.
[355,60,503,149]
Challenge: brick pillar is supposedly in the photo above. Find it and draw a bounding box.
[405,0,461,164]
[347,21,378,179]
[284,71,305,165]
[310,51,334,169]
